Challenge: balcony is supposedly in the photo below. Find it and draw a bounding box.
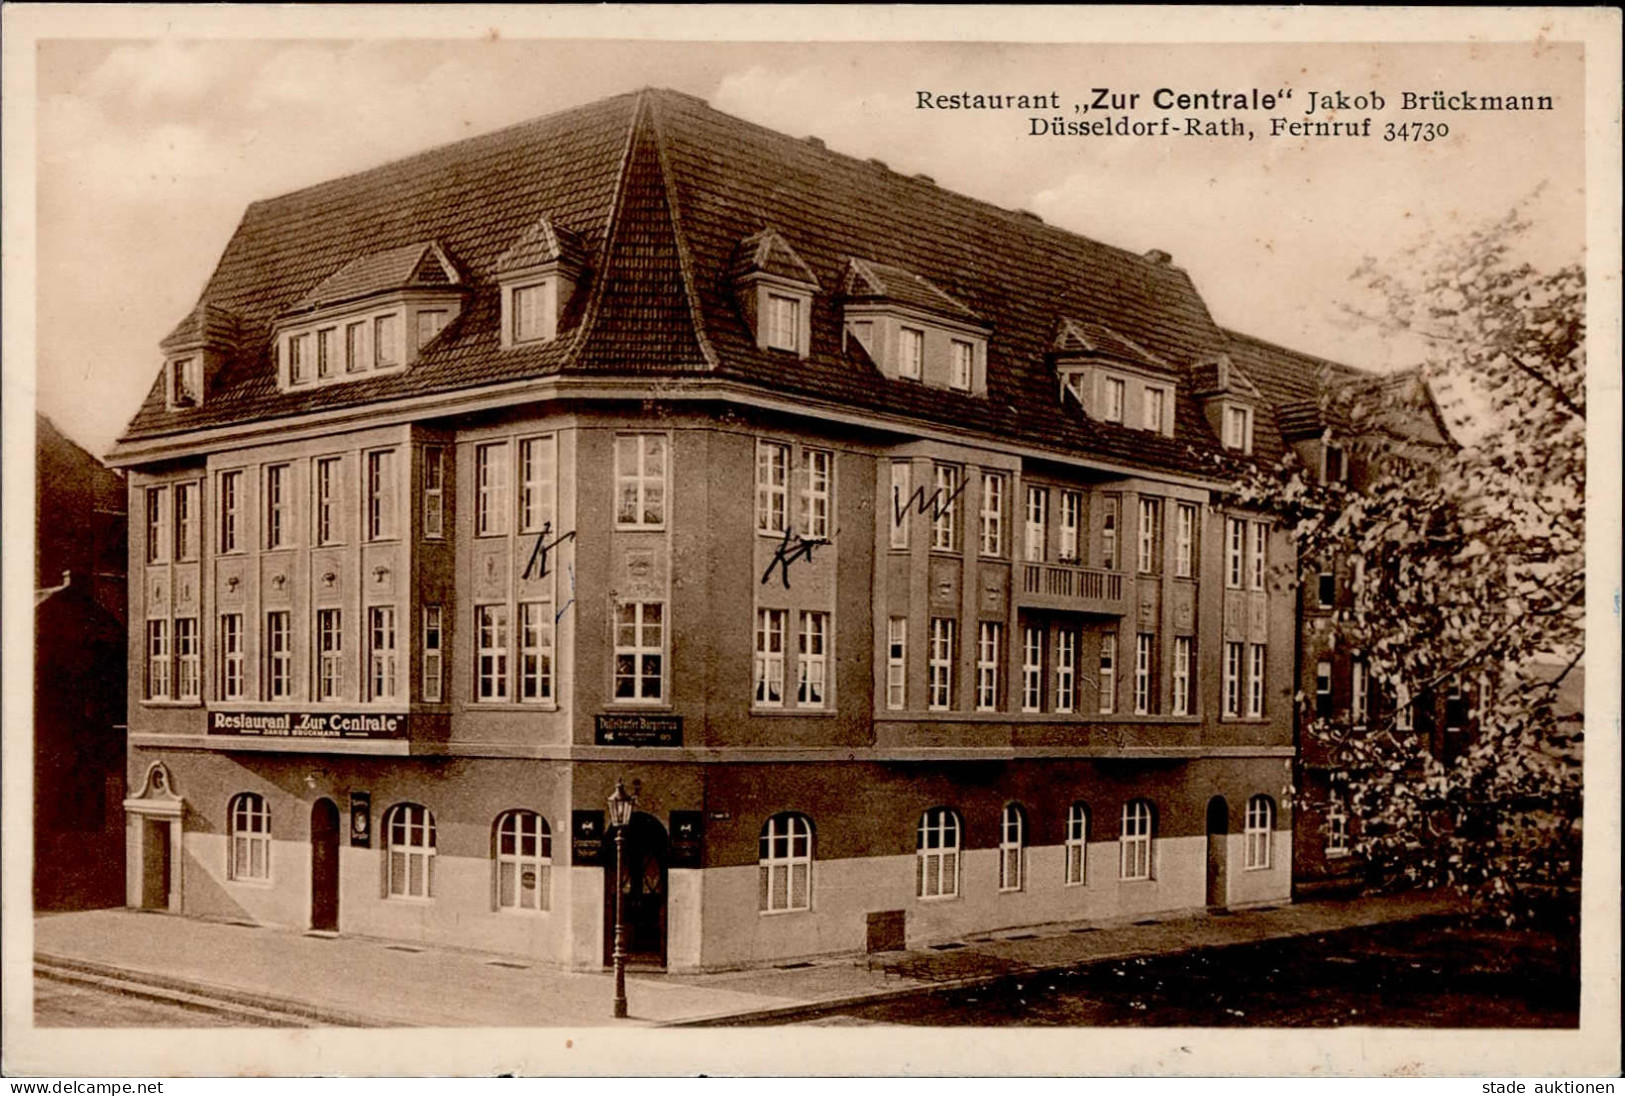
[1017,562,1127,615]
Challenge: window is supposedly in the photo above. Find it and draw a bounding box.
[1326,792,1350,857]
[950,339,974,390]
[1024,485,1047,562]
[219,613,244,700]
[476,605,510,702]
[1101,495,1119,570]
[889,462,911,549]
[518,436,556,536]
[367,450,397,540]
[314,458,340,545]
[172,356,201,406]
[229,794,270,882]
[374,313,400,367]
[899,327,924,380]
[317,327,338,378]
[1223,641,1243,717]
[512,283,551,344]
[386,804,436,899]
[975,622,1002,711]
[1251,522,1268,590]
[495,810,551,912]
[265,611,291,700]
[1395,682,1415,732]
[928,618,955,710]
[369,607,397,701]
[146,486,170,564]
[219,470,242,553]
[265,465,289,549]
[1120,799,1154,880]
[1098,631,1116,714]
[1134,633,1155,714]
[1055,628,1076,713]
[930,465,960,551]
[476,443,510,537]
[316,609,342,701]
[999,804,1026,892]
[1059,490,1082,562]
[966,472,998,556]
[1323,443,1347,484]
[614,601,664,702]
[519,603,554,703]
[422,606,443,703]
[1245,796,1274,869]
[754,608,787,707]
[615,434,667,527]
[1248,644,1266,718]
[755,441,789,534]
[1137,498,1161,574]
[886,617,907,710]
[423,447,445,539]
[417,310,448,349]
[1172,636,1191,715]
[1351,659,1368,727]
[174,483,198,561]
[1224,405,1253,452]
[801,449,832,539]
[916,807,960,898]
[1226,518,1245,588]
[766,294,801,353]
[345,321,367,373]
[759,814,813,912]
[1143,385,1166,432]
[1103,377,1125,422]
[1318,571,1336,608]
[174,618,199,700]
[1315,660,1333,717]
[1065,804,1089,886]
[289,332,312,385]
[798,611,829,707]
[146,620,170,699]
[1021,624,1043,712]
[1175,503,1197,578]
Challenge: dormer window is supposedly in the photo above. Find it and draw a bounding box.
[417,310,448,349]
[731,228,817,359]
[1143,385,1169,433]
[1224,404,1254,453]
[289,334,312,385]
[510,281,555,345]
[1323,442,1347,483]
[1103,377,1125,422]
[766,293,802,353]
[842,257,989,393]
[317,328,338,378]
[1049,318,1175,437]
[170,357,201,407]
[494,215,585,351]
[160,302,239,411]
[374,314,400,367]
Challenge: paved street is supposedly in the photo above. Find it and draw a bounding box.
[35,975,266,1028]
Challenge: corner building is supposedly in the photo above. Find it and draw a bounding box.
[110,89,1300,972]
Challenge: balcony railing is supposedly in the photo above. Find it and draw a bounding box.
[1018,562,1126,613]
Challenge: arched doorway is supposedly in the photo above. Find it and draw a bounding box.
[603,811,668,968]
[1206,796,1230,908]
[310,798,341,932]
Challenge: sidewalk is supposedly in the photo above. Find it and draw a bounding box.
[34,892,1463,1028]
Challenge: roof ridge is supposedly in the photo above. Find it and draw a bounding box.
[643,90,719,369]
[1221,326,1373,379]
[559,93,647,366]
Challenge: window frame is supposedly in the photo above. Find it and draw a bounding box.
[801,448,833,540]
[314,456,342,546]
[1171,635,1192,716]
[422,446,446,539]
[1054,627,1077,714]
[754,607,788,708]
[228,793,272,883]
[146,619,171,699]
[797,610,829,708]
[1024,484,1047,563]
[1133,632,1155,715]
[1021,624,1043,713]
[1224,404,1254,453]
[975,621,1002,712]
[218,470,242,554]
[915,807,961,900]
[422,606,444,703]
[219,612,244,701]
[1175,503,1197,578]
[475,603,511,703]
[316,608,343,702]
[930,464,960,552]
[1142,384,1167,433]
[613,600,665,704]
[1103,376,1126,423]
[1120,799,1154,881]
[386,803,437,901]
[758,813,814,913]
[1244,795,1274,870]
[1101,495,1120,570]
[1059,490,1082,563]
[885,616,907,710]
[265,610,292,700]
[146,485,170,564]
[518,601,555,705]
[765,293,802,354]
[1251,522,1268,591]
[1248,643,1266,719]
[888,462,911,549]
[1065,803,1090,886]
[173,617,200,700]
[949,338,974,391]
[475,442,510,538]
[614,434,669,530]
[518,435,556,537]
[1315,660,1334,718]
[368,605,398,702]
[1137,497,1161,575]
[979,472,1006,557]
[998,804,1026,893]
[173,482,198,561]
[1098,631,1117,715]
[898,326,924,381]
[1223,641,1243,718]
[1326,791,1350,858]
[1225,517,1245,589]
[495,809,552,913]
[264,465,290,550]
[755,440,790,535]
[928,617,955,711]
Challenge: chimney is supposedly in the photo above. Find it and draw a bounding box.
[1143,248,1173,265]
[804,135,825,149]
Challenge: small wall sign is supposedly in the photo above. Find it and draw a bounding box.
[349,792,372,847]
[594,713,681,747]
[572,810,605,867]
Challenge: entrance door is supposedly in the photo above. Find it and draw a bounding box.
[140,818,171,909]
[604,812,668,967]
[1205,796,1229,908]
[310,799,341,932]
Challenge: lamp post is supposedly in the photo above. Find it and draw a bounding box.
[606,779,637,1019]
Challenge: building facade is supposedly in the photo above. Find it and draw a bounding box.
[109,89,1309,972]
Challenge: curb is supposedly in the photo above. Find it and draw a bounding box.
[34,953,403,1028]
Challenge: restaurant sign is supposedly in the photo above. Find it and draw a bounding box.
[208,711,408,739]
[594,713,682,747]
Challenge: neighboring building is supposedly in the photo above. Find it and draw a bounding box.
[107,88,1305,972]
[35,414,128,910]
[1225,334,1456,896]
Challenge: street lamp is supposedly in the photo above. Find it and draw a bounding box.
[607,779,637,1019]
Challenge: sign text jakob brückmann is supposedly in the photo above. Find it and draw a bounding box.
[208,711,407,739]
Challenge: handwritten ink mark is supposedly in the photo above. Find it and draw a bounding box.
[555,563,577,626]
[893,478,969,527]
[522,521,578,581]
[761,525,834,589]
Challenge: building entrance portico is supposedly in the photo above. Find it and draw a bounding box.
[123,761,182,912]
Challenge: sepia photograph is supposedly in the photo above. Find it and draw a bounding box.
[2,4,1619,1081]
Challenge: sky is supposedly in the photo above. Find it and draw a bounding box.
[28,33,1586,457]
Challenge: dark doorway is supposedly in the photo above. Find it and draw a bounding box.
[604,812,668,968]
[310,798,341,932]
[1206,796,1229,908]
[140,818,171,910]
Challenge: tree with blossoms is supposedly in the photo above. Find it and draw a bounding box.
[1237,204,1585,922]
